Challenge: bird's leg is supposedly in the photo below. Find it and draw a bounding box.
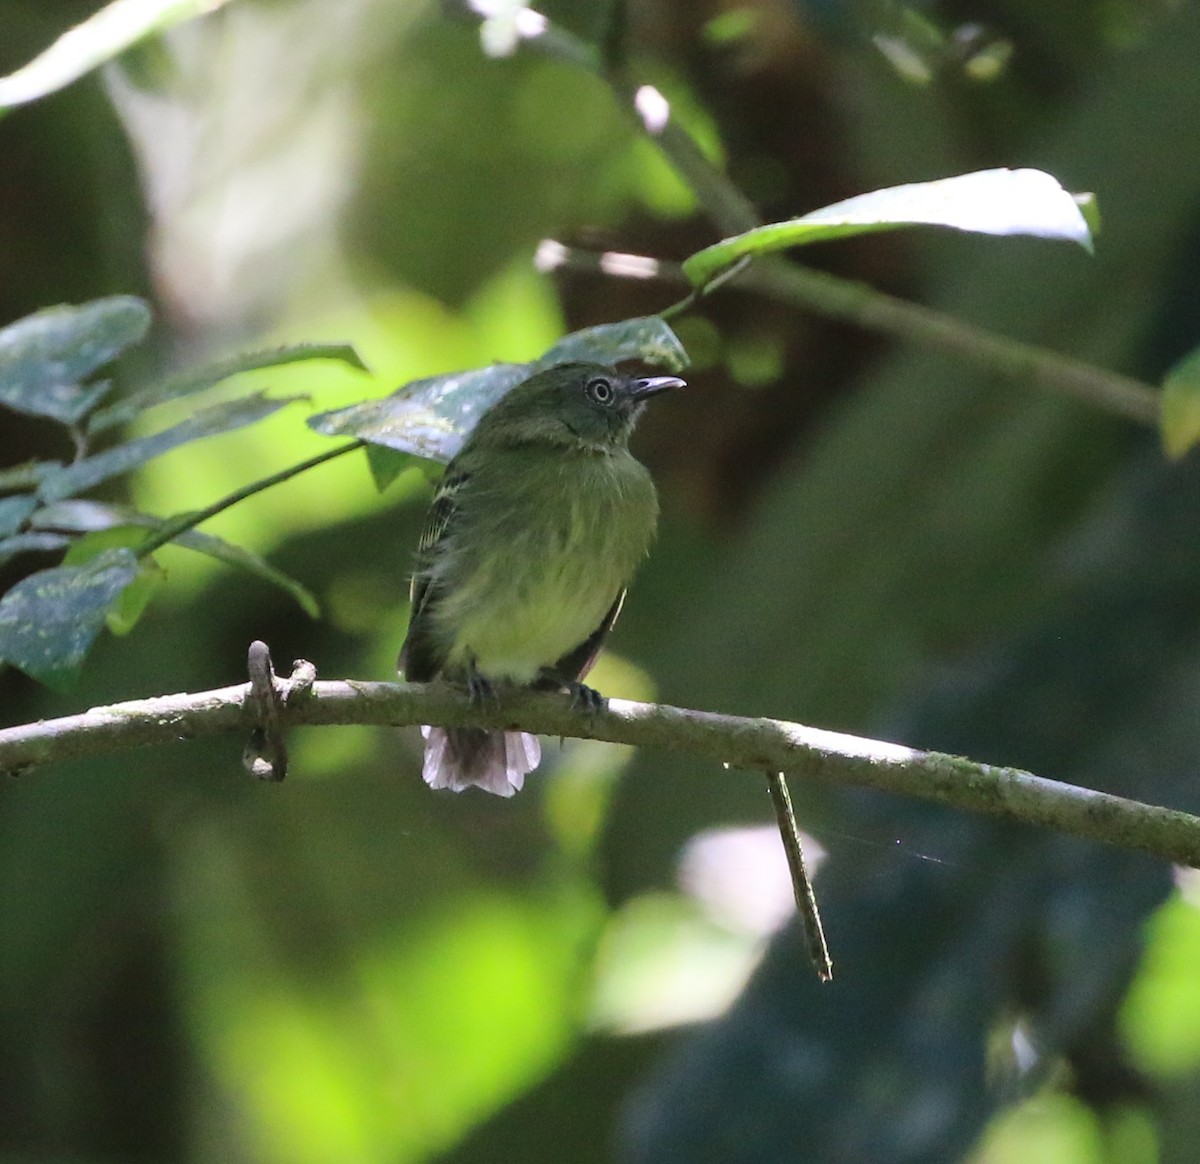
[465,657,497,705]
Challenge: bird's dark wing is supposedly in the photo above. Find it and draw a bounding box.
[545,589,627,686]
[399,469,470,681]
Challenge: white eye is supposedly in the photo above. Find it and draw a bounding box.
[586,376,615,405]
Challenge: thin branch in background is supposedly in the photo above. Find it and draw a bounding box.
[534,239,687,285]
[766,769,834,981]
[520,12,1164,429]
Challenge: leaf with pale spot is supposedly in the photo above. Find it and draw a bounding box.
[0,548,140,688]
[0,296,149,423]
[537,317,689,373]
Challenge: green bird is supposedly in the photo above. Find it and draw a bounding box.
[399,360,684,796]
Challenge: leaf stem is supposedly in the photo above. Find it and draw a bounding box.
[135,440,364,558]
[521,14,1163,429]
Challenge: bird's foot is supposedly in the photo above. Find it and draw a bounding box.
[567,681,606,714]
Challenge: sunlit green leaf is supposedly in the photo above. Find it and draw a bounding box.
[681,168,1095,287]
[90,340,370,435]
[0,296,150,423]
[537,317,690,373]
[62,523,149,563]
[1074,191,1101,237]
[106,556,166,634]
[39,391,304,502]
[0,495,37,537]
[34,498,320,616]
[1160,346,1200,458]
[0,0,235,112]
[0,548,139,688]
[364,445,424,492]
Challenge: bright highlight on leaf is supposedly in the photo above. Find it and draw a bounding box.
[681,168,1095,287]
[0,0,235,113]
[1160,346,1200,459]
[309,317,689,466]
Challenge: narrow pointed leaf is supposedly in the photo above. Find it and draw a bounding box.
[309,363,531,464]
[90,340,369,434]
[0,297,150,422]
[0,548,139,688]
[1161,347,1200,459]
[166,527,321,617]
[0,532,71,569]
[0,461,63,491]
[39,391,303,502]
[682,168,1095,287]
[0,0,235,112]
[28,498,131,533]
[537,317,690,372]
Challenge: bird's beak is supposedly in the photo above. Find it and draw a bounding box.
[628,375,686,399]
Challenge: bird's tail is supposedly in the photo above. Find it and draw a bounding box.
[420,726,541,796]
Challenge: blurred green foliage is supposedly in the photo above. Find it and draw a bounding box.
[4,1,1200,1162]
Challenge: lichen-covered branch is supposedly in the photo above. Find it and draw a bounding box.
[3,668,1200,868]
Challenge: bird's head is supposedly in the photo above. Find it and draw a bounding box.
[472,361,685,450]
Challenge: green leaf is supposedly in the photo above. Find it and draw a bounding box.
[0,461,62,491]
[59,526,165,635]
[536,317,690,373]
[681,168,1095,287]
[35,498,320,617]
[309,319,689,465]
[365,445,423,492]
[0,532,71,569]
[309,363,531,465]
[62,524,150,563]
[1074,192,1101,238]
[0,548,139,688]
[38,391,304,502]
[167,527,321,618]
[0,296,150,423]
[29,498,135,534]
[105,557,166,635]
[0,0,235,113]
[1161,347,1200,459]
[0,495,37,537]
[90,340,369,435]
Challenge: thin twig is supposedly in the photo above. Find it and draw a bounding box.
[766,770,833,981]
[3,676,1200,869]
[135,440,363,558]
